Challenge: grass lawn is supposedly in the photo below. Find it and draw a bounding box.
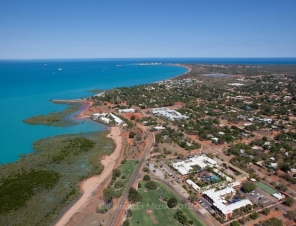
[256,182,277,195]
[120,160,138,182]
[130,181,205,226]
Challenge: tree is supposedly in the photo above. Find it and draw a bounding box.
[167,197,178,208]
[145,180,157,190]
[122,219,130,226]
[242,182,256,193]
[261,208,270,215]
[128,188,142,203]
[280,164,291,173]
[114,180,124,189]
[249,212,259,219]
[174,210,187,225]
[103,188,114,202]
[283,197,294,207]
[286,209,296,220]
[143,167,150,173]
[112,168,121,180]
[230,221,240,226]
[261,217,283,226]
[129,131,135,138]
[143,175,151,181]
[189,193,197,203]
[126,209,132,218]
[275,184,287,192]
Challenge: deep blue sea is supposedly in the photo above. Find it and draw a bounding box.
[1,58,296,165]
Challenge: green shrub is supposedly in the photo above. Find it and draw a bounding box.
[143,175,151,181]
[145,180,157,190]
[167,197,178,208]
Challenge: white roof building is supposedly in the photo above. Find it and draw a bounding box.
[212,137,219,142]
[186,179,201,192]
[92,113,123,125]
[228,83,244,86]
[172,155,218,175]
[110,113,123,125]
[203,187,253,220]
[118,108,136,113]
[154,126,166,130]
[272,193,285,200]
[150,107,189,121]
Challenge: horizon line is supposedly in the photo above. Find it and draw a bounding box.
[1,57,296,61]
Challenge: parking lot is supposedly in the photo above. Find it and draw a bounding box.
[197,197,215,214]
[240,187,278,207]
[147,163,165,179]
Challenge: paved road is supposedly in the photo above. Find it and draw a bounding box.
[111,130,154,226]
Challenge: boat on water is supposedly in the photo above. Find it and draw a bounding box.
[58,68,62,70]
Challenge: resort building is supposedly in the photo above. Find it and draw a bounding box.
[149,107,189,121]
[186,179,201,192]
[92,113,123,125]
[118,108,135,113]
[172,155,218,175]
[203,188,252,220]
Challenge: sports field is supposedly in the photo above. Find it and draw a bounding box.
[255,182,277,195]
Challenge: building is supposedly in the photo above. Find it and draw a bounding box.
[186,179,201,192]
[150,107,189,121]
[118,108,135,113]
[92,113,123,125]
[172,155,218,175]
[154,126,166,130]
[203,187,253,220]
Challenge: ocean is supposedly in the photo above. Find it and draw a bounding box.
[1,58,296,165]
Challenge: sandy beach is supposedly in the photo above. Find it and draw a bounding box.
[75,101,93,119]
[55,126,122,226]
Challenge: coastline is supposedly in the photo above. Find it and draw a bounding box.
[54,126,122,226]
[148,64,191,83]
[52,63,191,225]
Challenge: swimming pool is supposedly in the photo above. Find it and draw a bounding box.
[210,173,220,181]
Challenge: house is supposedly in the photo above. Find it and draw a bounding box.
[212,137,219,142]
[154,126,165,130]
[270,162,278,168]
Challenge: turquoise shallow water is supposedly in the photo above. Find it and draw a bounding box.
[0,59,187,164]
[2,57,295,165]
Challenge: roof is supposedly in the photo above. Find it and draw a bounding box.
[172,155,217,175]
[272,193,285,200]
[204,188,252,215]
[186,179,201,191]
[118,108,135,113]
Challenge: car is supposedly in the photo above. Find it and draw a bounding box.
[197,199,203,203]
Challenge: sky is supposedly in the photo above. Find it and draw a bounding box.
[0,0,296,59]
